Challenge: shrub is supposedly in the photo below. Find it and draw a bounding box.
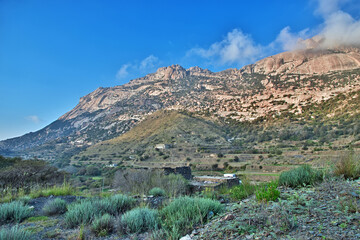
[113,170,188,196]
[334,153,360,179]
[42,198,67,216]
[160,197,223,239]
[64,195,135,228]
[229,178,256,200]
[119,208,159,234]
[91,214,115,237]
[64,200,97,228]
[0,226,33,240]
[96,194,135,215]
[0,201,33,224]
[278,165,323,188]
[149,187,166,197]
[255,181,280,202]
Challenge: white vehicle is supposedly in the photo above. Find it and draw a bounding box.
[223,174,236,178]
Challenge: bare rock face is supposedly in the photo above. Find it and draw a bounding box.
[246,45,360,75]
[153,64,188,80]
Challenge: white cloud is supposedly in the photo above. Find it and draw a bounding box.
[320,10,360,47]
[274,27,310,51]
[116,64,130,80]
[25,115,41,124]
[140,55,159,70]
[116,55,161,80]
[315,0,344,17]
[187,29,263,65]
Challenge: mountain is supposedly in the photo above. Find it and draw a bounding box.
[73,110,230,164]
[1,45,360,163]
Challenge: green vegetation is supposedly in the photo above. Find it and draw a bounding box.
[119,208,159,234]
[0,201,33,224]
[0,226,33,240]
[334,153,360,179]
[0,156,67,189]
[229,178,256,201]
[91,214,115,237]
[29,180,76,198]
[279,165,323,188]
[149,187,166,197]
[255,180,280,202]
[25,216,49,222]
[160,196,223,239]
[42,198,67,216]
[113,170,188,197]
[64,194,135,228]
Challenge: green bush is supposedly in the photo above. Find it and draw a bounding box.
[160,197,223,239]
[91,214,115,237]
[279,165,323,188]
[119,208,159,234]
[149,187,166,197]
[229,179,256,200]
[0,201,33,224]
[0,226,33,240]
[255,181,280,202]
[64,194,135,228]
[42,198,67,216]
[64,200,97,228]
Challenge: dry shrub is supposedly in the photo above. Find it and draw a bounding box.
[334,153,360,179]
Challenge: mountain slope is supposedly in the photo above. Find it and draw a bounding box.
[1,45,360,162]
[73,110,230,163]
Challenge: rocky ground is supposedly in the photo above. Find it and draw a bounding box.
[186,178,360,240]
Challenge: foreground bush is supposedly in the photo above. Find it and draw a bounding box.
[0,226,33,240]
[149,187,166,197]
[160,197,223,239]
[279,165,323,188]
[42,198,67,216]
[64,194,135,228]
[119,208,159,234]
[0,201,33,224]
[91,214,115,237]
[334,153,360,179]
[229,178,256,200]
[101,194,135,215]
[255,181,280,202]
[64,200,96,228]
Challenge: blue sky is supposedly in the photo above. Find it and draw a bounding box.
[1,0,360,140]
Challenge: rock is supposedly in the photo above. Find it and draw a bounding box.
[180,234,192,240]
[222,214,235,221]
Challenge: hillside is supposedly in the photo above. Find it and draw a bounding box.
[1,45,360,163]
[72,110,230,165]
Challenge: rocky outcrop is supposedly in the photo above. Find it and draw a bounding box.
[246,47,360,75]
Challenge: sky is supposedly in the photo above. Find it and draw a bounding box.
[1,0,360,140]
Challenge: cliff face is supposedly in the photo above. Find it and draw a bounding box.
[1,46,360,160]
[245,47,360,75]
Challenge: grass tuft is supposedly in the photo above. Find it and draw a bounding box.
[0,201,33,224]
[0,226,33,240]
[160,196,223,239]
[334,153,360,179]
[119,207,159,234]
[278,165,323,188]
[91,214,115,237]
[42,198,67,216]
[149,187,166,197]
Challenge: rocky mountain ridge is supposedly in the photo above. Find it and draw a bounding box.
[1,46,360,161]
